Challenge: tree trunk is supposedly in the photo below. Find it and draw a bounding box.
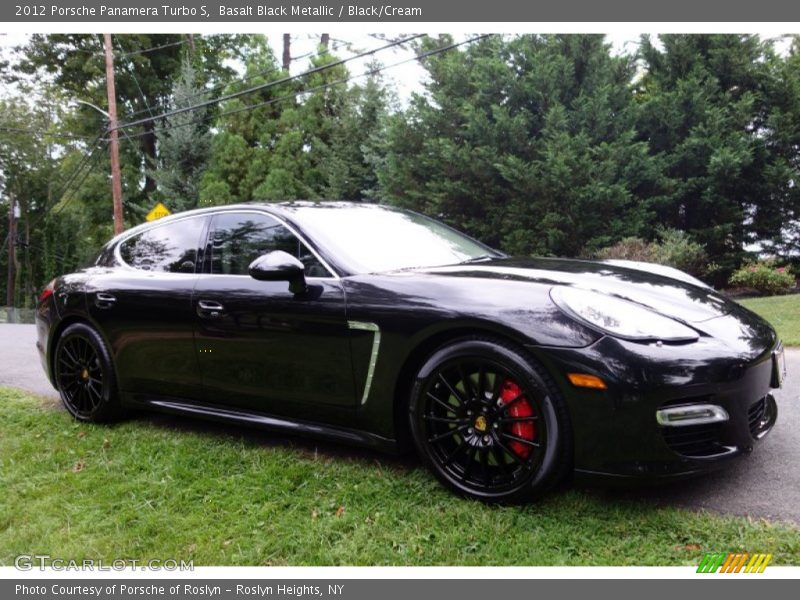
[142,120,158,199]
[23,217,32,309]
[6,193,16,307]
[282,34,291,71]
[321,34,330,50]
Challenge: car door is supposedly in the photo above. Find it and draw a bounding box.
[192,210,355,417]
[86,214,208,400]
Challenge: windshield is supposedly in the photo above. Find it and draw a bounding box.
[290,204,502,274]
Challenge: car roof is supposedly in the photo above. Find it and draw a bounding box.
[110,201,396,241]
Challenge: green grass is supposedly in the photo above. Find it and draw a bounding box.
[1,388,798,566]
[739,294,800,346]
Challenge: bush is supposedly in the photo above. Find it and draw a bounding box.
[595,237,656,263]
[650,228,710,278]
[729,260,796,296]
[594,228,710,278]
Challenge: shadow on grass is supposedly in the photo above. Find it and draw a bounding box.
[124,405,732,514]
[127,408,421,473]
[35,387,794,523]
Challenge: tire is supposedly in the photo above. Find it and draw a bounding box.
[54,323,123,423]
[409,337,572,503]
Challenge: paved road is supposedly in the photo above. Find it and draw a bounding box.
[2,323,798,522]
[0,324,60,401]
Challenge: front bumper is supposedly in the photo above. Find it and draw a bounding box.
[529,333,781,480]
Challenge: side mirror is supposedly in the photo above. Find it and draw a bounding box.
[248,250,307,294]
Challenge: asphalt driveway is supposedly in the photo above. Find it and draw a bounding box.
[1,323,798,523]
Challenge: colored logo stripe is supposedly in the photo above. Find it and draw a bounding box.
[697,553,727,573]
[697,553,772,573]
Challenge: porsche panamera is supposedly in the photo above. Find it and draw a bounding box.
[35,202,784,502]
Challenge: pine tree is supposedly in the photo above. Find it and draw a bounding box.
[636,34,781,278]
[377,34,655,257]
[149,58,211,212]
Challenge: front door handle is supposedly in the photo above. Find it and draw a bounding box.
[197,299,225,319]
[94,292,117,309]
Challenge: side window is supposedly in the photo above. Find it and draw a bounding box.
[119,217,205,273]
[208,212,331,277]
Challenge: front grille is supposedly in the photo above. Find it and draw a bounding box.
[661,423,725,457]
[748,396,767,437]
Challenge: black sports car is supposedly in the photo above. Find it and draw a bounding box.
[35,202,785,502]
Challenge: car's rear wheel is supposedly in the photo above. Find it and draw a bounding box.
[54,323,122,422]
[409,337,571,503]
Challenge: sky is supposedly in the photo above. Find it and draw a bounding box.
[0,31,431,104]
[0,32,656,106]
[0,32,793,109]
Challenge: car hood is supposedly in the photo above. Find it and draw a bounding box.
[418,257,734,324]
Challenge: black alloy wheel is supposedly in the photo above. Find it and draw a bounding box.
[410,338,571,503]
[55,323,122,422]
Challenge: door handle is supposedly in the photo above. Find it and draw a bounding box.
[94,292,117,309]
[197,299,225,319]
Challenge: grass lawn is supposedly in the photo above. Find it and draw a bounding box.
[739,295,800,347]
[1,388,798,566]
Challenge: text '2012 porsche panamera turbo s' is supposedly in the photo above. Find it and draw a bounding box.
[35,202,785,502]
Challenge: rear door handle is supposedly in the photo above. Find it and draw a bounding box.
[197,299,225,319]
[94,292,117,309]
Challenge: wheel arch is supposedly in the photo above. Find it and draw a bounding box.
[390,323,553,453]
[48,314,117,389]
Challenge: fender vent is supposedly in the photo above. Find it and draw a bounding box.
[748,396,767,437]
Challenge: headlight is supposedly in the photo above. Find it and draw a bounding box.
[550,286,699,342]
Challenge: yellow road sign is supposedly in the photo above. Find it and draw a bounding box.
[145,202,172,222]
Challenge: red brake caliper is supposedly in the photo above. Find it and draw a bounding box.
[500,379,536,459]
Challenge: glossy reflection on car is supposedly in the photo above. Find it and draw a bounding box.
[35,202,785,503]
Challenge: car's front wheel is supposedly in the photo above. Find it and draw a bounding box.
[54,323,122,422]
[409,337,572,503]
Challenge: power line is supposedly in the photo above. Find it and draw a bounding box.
[99,38,188,58]
[23,135,108,233]
[114,35,491,144]
[118,33,423,125]
[118,33,387,122]
[50,141,109,218]
[1,135,106,263]
[114,34,425,132]
[114,38,156,122]
[48,37,186,58]
[0,127,95,140]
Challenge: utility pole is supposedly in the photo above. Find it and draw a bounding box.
[103,33,124,235]
[282,34,291,71]
[6,193,16,308]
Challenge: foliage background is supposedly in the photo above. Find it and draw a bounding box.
[2,33,800,306]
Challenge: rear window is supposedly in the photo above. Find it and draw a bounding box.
[118,217,205,273]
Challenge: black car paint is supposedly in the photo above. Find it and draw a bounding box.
[36,202,780,480]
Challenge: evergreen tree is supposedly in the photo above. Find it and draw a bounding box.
[636,34,781,278]
[323,66,392,201]
[753,35,800,259]
[200,40,389,204]
[377,34,656,257]
[148,58,211,212]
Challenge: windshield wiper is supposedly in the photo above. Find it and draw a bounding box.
[458,254,498,264]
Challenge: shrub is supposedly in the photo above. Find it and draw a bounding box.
[729,260,796,296]
[595,237,657,263]
[650,228,709,278]
[595,229,709,278]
